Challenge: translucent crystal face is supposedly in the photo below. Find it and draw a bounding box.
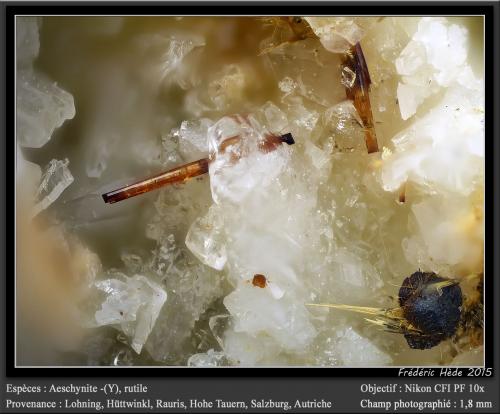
[207,115,291,205]
[94,275,167,354]
[185,204,227,270]
[224,283,317,352]
[33,158,74,217]
[17,70,75,148]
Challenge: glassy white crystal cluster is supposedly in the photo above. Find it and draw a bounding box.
[305,17,376,53]
[17,18,75,148]
[94,275,167,354]
[381,17,484,277]
[16,17,75,207]
[32,158,74,217]
[16,16,484,366]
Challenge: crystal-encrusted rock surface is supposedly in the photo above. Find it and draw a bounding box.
[16,16,484,366]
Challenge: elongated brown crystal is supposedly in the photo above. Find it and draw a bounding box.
[342,42,379,154]
[102,133,295,204]
[102,158,209,204]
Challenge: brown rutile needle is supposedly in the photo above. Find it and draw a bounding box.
[102,133,294,204]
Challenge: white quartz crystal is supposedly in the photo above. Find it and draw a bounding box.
[395,17,474,120]
[315,327,392,366]
[161,34,205,87]
[95,275,167,354]
[305,17,375,53]
[278,77,297,95]
[321,100,365,152]
[207,114,291,205]
[381,85,484,196]
[396,82,427,121]
[208,65,246,110]
[209,314,231,349]
[266,38,343,108]
[178,118,213,158]
[185,204,227,270]
[224,283,316,352]
[329,248,384,300]
[187,349,229,367]
[287,97,320,134]
[223,330,283,366]
[141,226,223,363]
[32,159,74,217]
[262,102,289,134]
[17,70,76,148]
[134,32,205,89]
[403,194,483,275]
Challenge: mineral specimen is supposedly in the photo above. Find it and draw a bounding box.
[395,17,471,120]
[101,118,295,204]
[309,270,465,351]
[32,158,74,217]
[17,71,76,148]
[314,326,393,366]
[341,43,379,153]
[16,17,75,149]
[185,204,227,270]
[398,272,462,349]
[102,158,210,204]
[94,275,167,354]
[16,16,484,367]
[305,17,376,53]
[252,274,267,288]
[187,349,229,367]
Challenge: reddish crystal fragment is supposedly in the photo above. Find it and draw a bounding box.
[252,274,267,288]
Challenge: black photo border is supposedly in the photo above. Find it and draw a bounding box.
[3,1,499,378]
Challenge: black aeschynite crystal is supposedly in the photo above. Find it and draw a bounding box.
[399,271,462,350]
